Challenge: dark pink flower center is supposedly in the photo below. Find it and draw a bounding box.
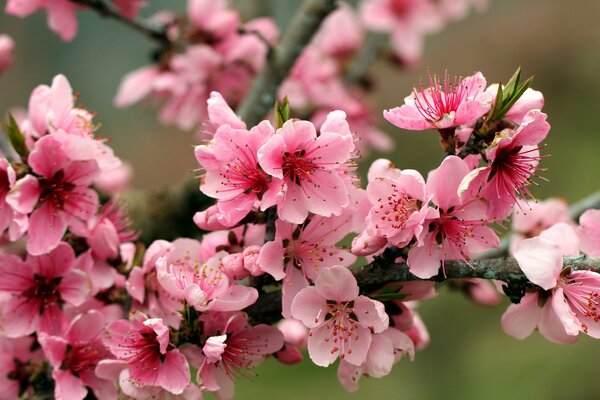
[38,170,76,210]
[24,274,62,311]
[221,157,270,196]
[413,72,468,123]
[119,326,162,375]
[390,0,414,16]
[282,149,318,185]
[67,338,111,374]
[489,145,544,202]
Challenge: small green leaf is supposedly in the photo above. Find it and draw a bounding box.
[274,96,291,129]
[502,67,522,99]
[3,113,28,160]
[498,76,533,117]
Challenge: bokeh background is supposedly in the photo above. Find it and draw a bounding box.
[2,0,600,399]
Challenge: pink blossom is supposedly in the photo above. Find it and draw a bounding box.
[275,318,308,364]
[198,312,284,399]
[38,311,117,400]
[291,266,389,367]
[407,156,499,278]
[104,313,191,394]
[93,162,133,193]
[5,0,79,41]
[6,135,100,255]
[578,209,600,257]
[115,8,277,132]
[280,47,358,113]
[257,113,354,224]
[391,303,430,350]
[125,240,183,328]
[112,0,145,19]
[0,243,90,337]
[258,211,356,317]
[354,168,430,255]
[198,117,275,227]
[155,242,258,313]
[384,71,491,130]
[0,35,14,74]
[314,3,364,58]
[509,197,571,253]
[460,109,550,219]
[0,158,27,240]
[337,327,414,392]
[69,200,138,261]
[502,234,600,343]
[0,335,42,399]
[360,0,445,65]
[187,0,240,40]
[25,75,121,172]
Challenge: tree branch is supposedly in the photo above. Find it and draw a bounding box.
[344,32,388,85]
[247,254,600,324]
[237,0,337,126]
[71,0,170,45]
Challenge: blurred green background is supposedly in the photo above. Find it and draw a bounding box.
[1,0,600,399]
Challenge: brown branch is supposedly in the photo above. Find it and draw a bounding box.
[71,0,170,45]
[237,0,337,126]
[344,32,388,85]
[247,254,600,324]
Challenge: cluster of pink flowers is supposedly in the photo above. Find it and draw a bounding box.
[501,207,600,343]
[2,0,600,398]
[114,0,278,132]
[5,0,145,41]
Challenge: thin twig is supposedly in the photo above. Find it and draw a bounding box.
[237,0,337,126]
[247,255,600,324]
[71,0,170,45]
[344,32,388,85]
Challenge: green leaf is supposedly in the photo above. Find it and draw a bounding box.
[3,113,28,160]
[502,67,522,99]
[274,96,291,129]
[498,76,533,117]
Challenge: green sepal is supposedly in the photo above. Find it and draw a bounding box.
[274,96,291,129]
[3,113,28,160]
[484,67,533,128]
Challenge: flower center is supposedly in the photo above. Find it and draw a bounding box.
[323,301,359,358]
[562,272,600,332]
[25,274,62,311]
[222,157,270,196]
[413,71,467,123]
[282,149,317,185]
[67,339,111,374]
[489,145,544,202]
[390,0,414,16]
[372,184,417,234]
[38,170,76,210]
